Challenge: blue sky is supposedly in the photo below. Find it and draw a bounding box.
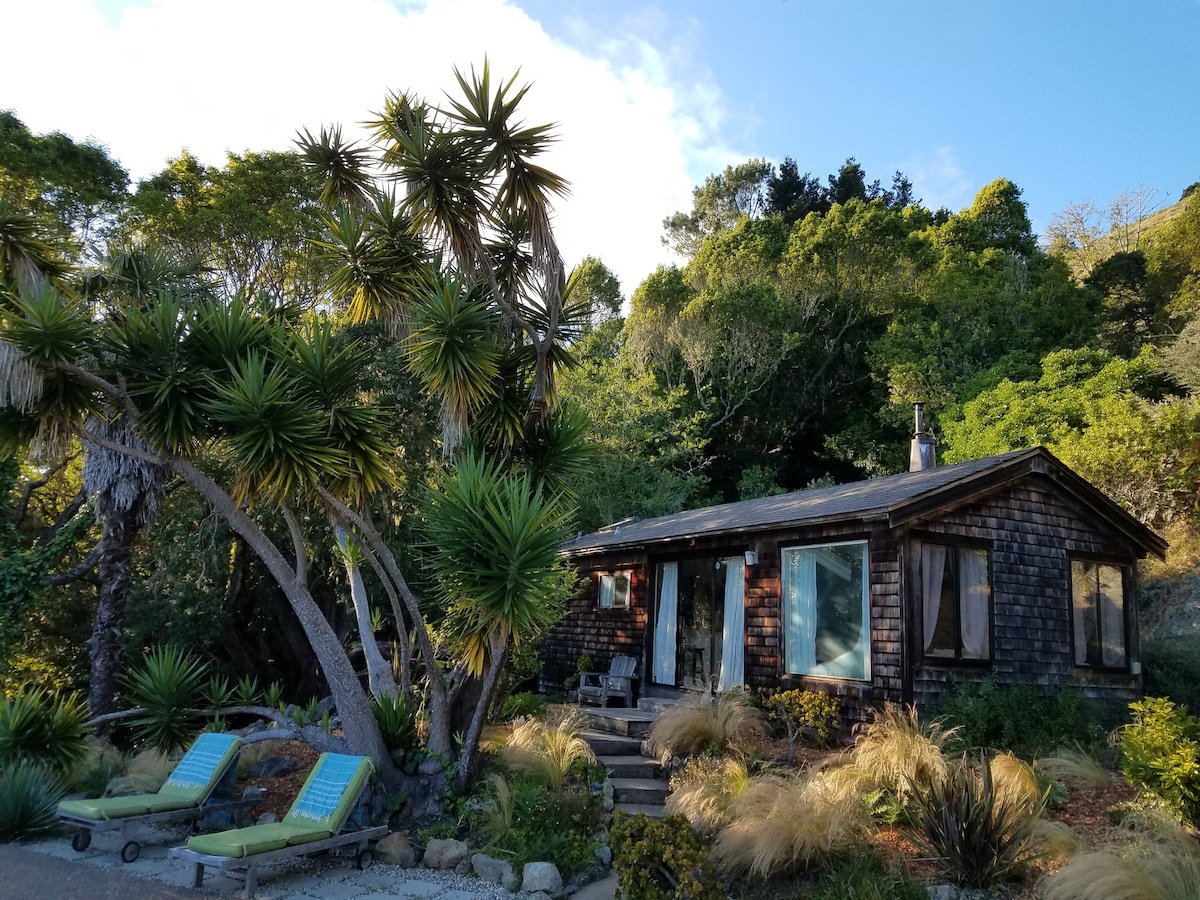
[4,0,1197,295]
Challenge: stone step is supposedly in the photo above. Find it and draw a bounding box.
[610,777,670,806]
[614,802,668,819]
[636,696,681,715]
[581,730,643,757]
[596,754,661,779]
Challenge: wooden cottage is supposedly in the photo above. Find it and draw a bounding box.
[542,446,1166,722]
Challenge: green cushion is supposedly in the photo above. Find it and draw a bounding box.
[282,753,373,834]
[186,822,332,858]
[59,795,154,820]
[160,732,242,803]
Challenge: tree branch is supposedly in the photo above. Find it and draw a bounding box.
[49,541,103,585]
[280,500,308,588]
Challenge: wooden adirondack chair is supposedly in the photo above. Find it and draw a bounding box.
[577,655,638,707]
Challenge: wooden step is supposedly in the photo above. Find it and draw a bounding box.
[581,707,656,738]
[582,730,643,756]
[611,777,670,806]
[596,754,660,779]
[614,802,668,819]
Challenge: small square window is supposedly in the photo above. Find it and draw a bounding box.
[599,571,631,608]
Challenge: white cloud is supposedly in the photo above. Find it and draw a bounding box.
[1,0,731,295]
[904,146,975,213]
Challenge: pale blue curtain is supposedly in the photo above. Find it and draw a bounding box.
[783,550,817,674]
[653,562,679,684]
[1099,565,1126,667]
[921,544,948,653]
[959,548,990,659]
[718,557,745,691]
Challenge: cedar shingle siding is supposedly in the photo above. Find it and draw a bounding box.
[544,448,1164,723]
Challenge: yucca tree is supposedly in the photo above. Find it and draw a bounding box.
[422,450,576,788]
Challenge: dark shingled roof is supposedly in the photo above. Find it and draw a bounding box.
[563,447,1167,557]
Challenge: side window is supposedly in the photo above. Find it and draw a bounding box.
[598,571,632,609]
[1070,560,1127,669]
[921,543,991,661]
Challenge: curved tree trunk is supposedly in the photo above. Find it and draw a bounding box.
[334,524,397,700]
[455,631,507,791]
[87,503,141,727]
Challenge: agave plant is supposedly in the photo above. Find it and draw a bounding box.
[0,760,67,840]
[0,688,89,774]
[123,646,209,755]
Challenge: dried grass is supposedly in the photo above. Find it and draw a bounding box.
[989,751,1042,812]
[500,709,594,790]
[1036,748,1113,789]
[851,703,955,799]
[666,756,752,833]
[649,690,768,759]
[711,766,871,878]
[1043,815,1200,900]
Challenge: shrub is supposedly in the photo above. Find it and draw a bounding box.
[934,678,1102,758]
[1119,696,1200,821]
[500,710,594,790]
[564,653,593,692]
[666,756,751,833]
[68,739,126,797]
[763,689,841,761]
[0,687,89,775]
[711,766,871,878]
[1142,630,1200,713]
[611,812,722,900]
[123,646,208,754]
[498,691,547,722]
[851,703,954,805]
[1043,810,1200,900]
[476,772,603,876]
[0,760,66,840]
[762,848,929,900]
[1035,748,1112,790]
[649,689,768,759]
[908,752,1048,888]
[373,693,420,754]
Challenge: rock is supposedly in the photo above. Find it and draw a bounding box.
[928,887,960,900]
[473,853,516,886]
[503,869,520,892]
[246,755,299,778]
[256,812,278,825]
[602,780,614,813]
[455,858,471,876]
[522,861,563,896]
[105,773,165,796]
[376,832,418,868]
[422,838,470,870]
[593,845,612,867]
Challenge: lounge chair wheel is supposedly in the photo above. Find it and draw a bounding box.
[357,848,374,870]
[71,830,91,852]
[121,841,140,863]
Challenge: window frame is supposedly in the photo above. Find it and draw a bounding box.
[917,537,994,665]
[780,538,872,683]
[597,570,633,609]
[1068,555,1130,671]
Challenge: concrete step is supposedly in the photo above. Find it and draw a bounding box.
[581,708,656,738]
[596,754,661,779]
[581,730,643,756]
[611,777,670,806]
[636,696,681,715]
[614,802,668,819]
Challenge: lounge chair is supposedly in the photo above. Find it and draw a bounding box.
[171,752,386,899]
[57,731,250,863]
[578,654,638,707]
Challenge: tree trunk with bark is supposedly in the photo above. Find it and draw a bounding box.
[87,503,141,725]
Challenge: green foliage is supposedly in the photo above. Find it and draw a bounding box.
[263,680,285,710]
[0,687,88,774]
[564,652,592,692]
[908,753,1047,888]
[500,711,594,791]
[0,760,66,841]
[123,646,208,755]
[477,773,604,877]
[498,692,546,722]
[233,676,261,707]
[1142,629,1200,712]
[372,693,419,754]
[666,755,751,834]
[649,689,768,759]
[1119,696,1200,821]
[933,678,1102,759]
[727,848,927,900]
[611,812,723,900]
[763,689,841,760]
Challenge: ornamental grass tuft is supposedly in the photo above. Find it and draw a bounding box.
[649,689,768,759]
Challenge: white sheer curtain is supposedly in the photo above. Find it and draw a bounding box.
[921,544,947,653]
[783,550,817,674]
[718,557,745,691]
[1099,564,1126,667]
[653,562,678,684]
[959,548,990,659]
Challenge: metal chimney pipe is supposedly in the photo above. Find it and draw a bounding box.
[909,402,937,472]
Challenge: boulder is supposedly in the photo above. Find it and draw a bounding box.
[422,837,470,870]
[246,755,299,778]
[472,853,516,888]
[376,832,418,868]
[593,845,612,867]
[522,861,563,896]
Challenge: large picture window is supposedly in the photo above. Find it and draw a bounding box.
[1071,559,1127,669]
[921,543,991,661]
[782,541,870,681]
